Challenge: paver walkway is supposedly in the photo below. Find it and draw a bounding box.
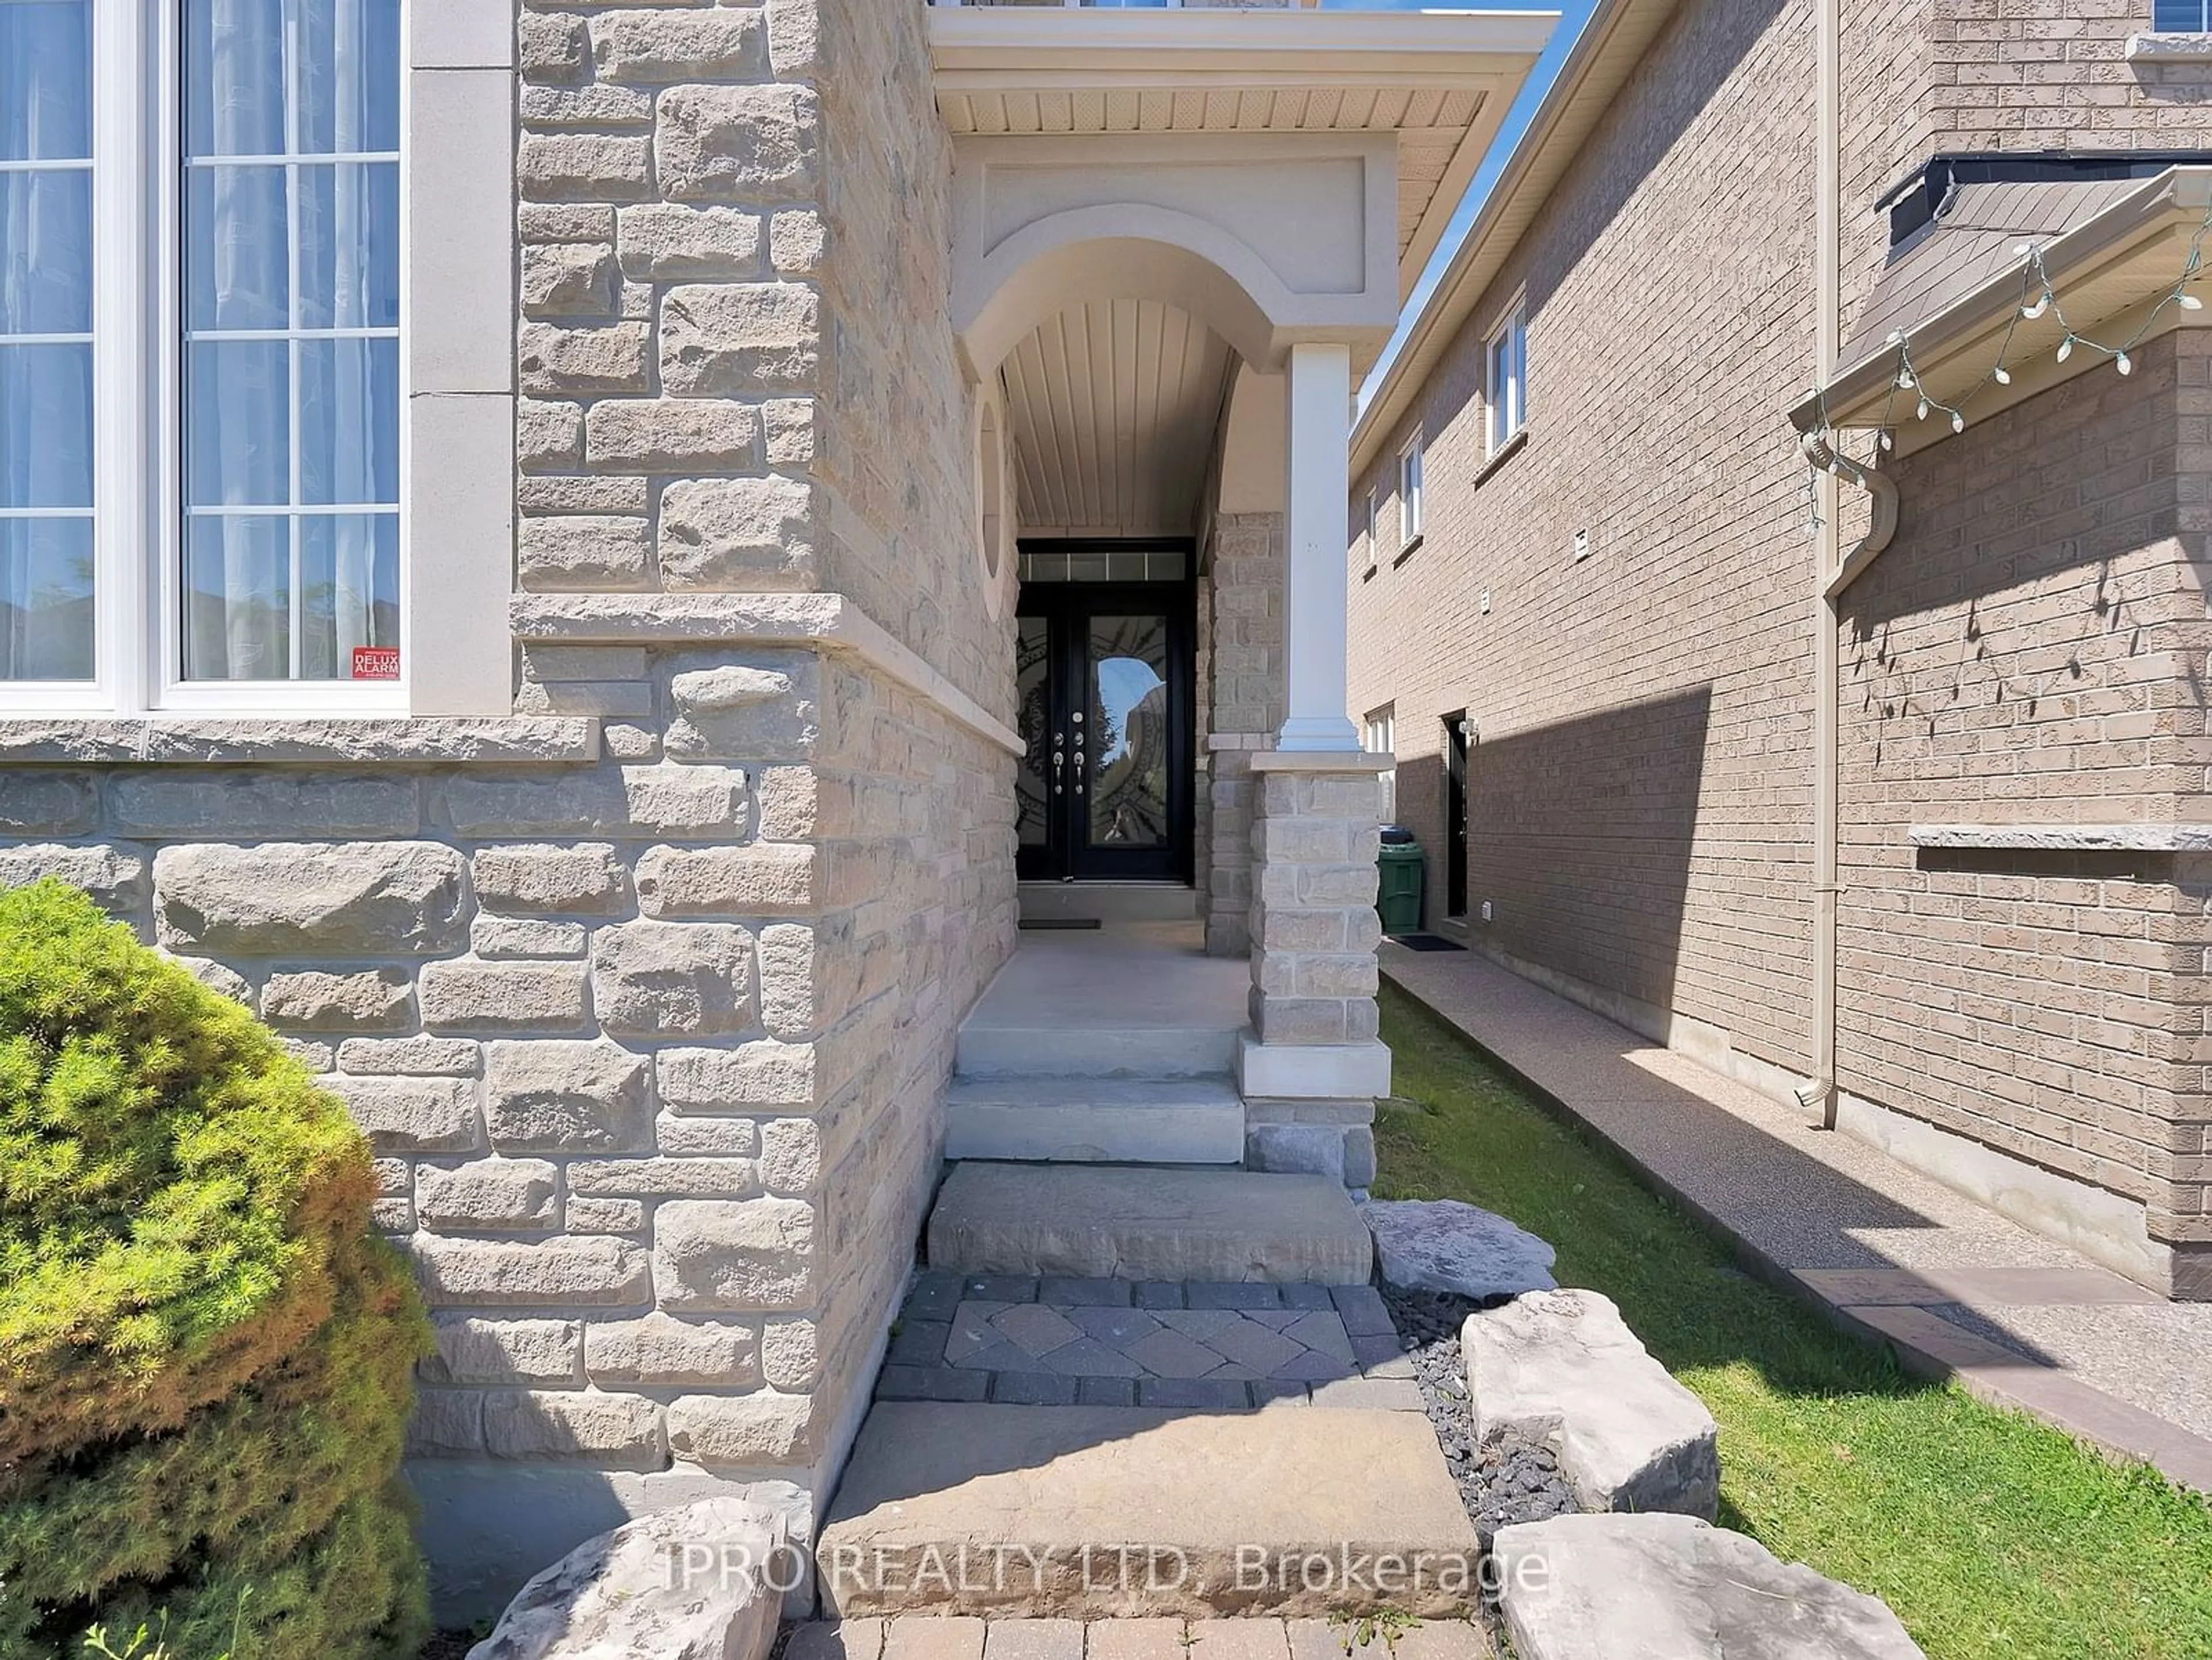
[786,1616,1491,1660]
[882,1274,1423,1411]
[1381,943,2212,1493]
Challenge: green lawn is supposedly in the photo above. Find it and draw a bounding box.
[1374,981,2212,1660]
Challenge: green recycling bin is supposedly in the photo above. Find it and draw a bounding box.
[1377,833,1425,937]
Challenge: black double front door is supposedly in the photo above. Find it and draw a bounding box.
[1017,576,1195,884]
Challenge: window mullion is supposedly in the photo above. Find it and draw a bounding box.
[96,0,153,715]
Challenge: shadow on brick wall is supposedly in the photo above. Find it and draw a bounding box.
[1455,685,1714,1017]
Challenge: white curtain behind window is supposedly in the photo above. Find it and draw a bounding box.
[0,0,96,681]
[187,0,396,681]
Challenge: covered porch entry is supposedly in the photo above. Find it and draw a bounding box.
[930,1,1548,1179]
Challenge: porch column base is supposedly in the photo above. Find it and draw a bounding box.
[1237,1032,1392,1100]
[1244,753,1392,1187]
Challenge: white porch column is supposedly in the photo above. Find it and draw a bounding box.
[1277,341,1361,753]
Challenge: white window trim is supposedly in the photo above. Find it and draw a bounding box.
[1360,488,1377,567]
[5,0,515,721]
[1396,436,1424,551]
[1364,706,1396,823]
[1485,300,1527,458]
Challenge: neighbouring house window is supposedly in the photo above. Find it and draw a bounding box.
[1361,489,1377,566]
[1365,706,1396,824]
[0,0,404,708]
[1397,438,1423,549]
[1,0,97,683]
[1486,304,1527,456]
[2153,0,2211,27]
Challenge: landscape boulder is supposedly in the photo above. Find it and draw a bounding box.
[466,1496,788,1660]
[1361,1197,1556,1298]
[1491,1513,1927,1660]
[1465,1287,1718,1519]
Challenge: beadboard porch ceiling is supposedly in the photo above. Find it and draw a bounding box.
[929,7,1560,297]
[999,297,1236,539]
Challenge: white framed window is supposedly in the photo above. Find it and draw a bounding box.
[1486,303,1527,456]
[2153,0,2211,27]
[1364,706,1396,825]
[1396,437,1423,550]
[2,0,408,716]
[1359,488,1377,567]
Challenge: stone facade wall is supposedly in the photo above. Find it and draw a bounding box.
[1838,331,2212,1293]
[0,0,1017,1615]
[1203,513,1286,957]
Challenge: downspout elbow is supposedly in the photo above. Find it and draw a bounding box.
[1801,429,1899,599]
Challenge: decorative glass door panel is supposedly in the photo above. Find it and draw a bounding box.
[1016,571,1193,884]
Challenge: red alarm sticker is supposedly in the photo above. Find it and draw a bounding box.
[351,646,402,681]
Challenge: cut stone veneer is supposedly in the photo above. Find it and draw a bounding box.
[1240,755,1391,1185]
[0,0,1018,1623]
[1200,513,1287,958]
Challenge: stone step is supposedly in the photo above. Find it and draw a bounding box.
[926,1162,1373,1285]
[955,1020,1243,1081]
[1018,881,1199,926]
[944,1077,1246,1165]
[816,1401,1478,1618]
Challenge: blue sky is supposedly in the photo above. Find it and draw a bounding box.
[1321,0,1602,411]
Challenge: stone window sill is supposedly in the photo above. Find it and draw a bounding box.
[0,718,600,767]
[2127,32,2212,62]
[1392,532,1424,567]
[1474,426,1530,488]
[1909,823,2212,851]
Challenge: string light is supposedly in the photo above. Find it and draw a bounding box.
[1805,195,2212,486]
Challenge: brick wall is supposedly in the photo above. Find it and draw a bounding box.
[1346,0,2212,1278]
[1838,330,2212,1274]
[1349,0,1823,1072]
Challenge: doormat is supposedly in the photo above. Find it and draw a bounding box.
[1019,918,1104,931]
[1389,933,1466,952]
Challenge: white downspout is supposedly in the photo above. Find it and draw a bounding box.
[1805,0,1844,1130]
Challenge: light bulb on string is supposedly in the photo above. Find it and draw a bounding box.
[2023,294,2049,320]
[2116,351,2133,376]
[2056,336,2073,363]
[1878,430,1894,452]
[1950,411,1965,434]
[2182,293,2205,311]
[1993,366,2011,385]
[1916,396,1930,420]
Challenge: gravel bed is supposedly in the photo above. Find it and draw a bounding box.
[1379,1281,1576,1547]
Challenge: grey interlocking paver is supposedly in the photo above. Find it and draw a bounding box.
[877,1363,990,1403]
[1282,1311,1356,1363]
[904,1272,965,1321]
[950,1338,1039,1374]
[1350,1333,1411,1374]
[1308,1375,1425,1411]
[1084,1618,1187,1660]
[1187,1619,1290,1660]
[1153,1309,1249,1342]
[1139,1376,1253,1411]
[1239,1309,1303,1331]
[888,1320,951,1366]
[1068,1305,1163,1347]
[1187,1282,1281,1310]
[884,1616,986,1660]
[1279,1284,1338,1311]
[788,1621,887,1660]
[995,1301,1085,1358]
[1206,1320,1303,1374]
[1270,1349,1353,1382]
[1076,1374,1139,1406]
[1330,1284,1395,1337]
[945,1301,1016,1365]
[993,1370,1081,1405]
[1125,1326,1231,1379]
[982,1620,1086,1660]
[1040,1337,1147,1378]
[1132,1282,1185,1309]
[1040,1276,1132,1306]
[961,1274,1040,1303]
